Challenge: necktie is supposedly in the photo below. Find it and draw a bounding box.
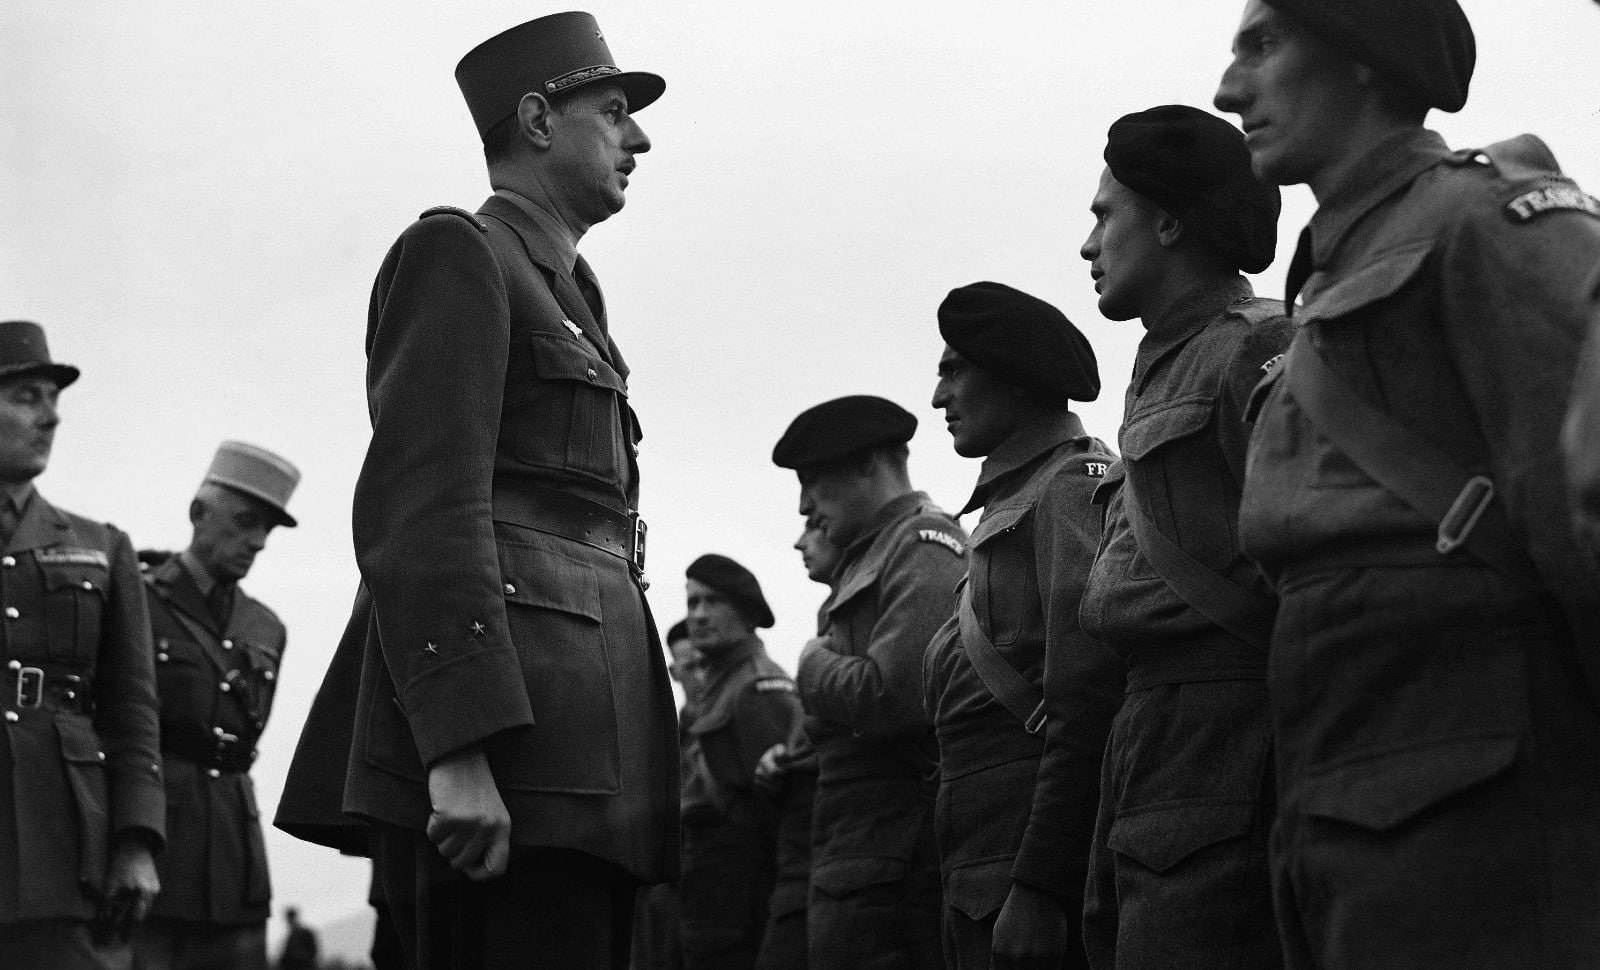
[1284,226,1315,316]
[207,583,235,629]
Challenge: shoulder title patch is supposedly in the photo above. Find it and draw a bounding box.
[1504,185,1600,223]
[1084,461,1110,478]
[918,529,965,556]
[36,548,110,568]
[754,678,795,694]
[1260,352,1285,374]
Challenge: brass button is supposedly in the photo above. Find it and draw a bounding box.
[4,607,17,619]
[586,366,598,381]
[97,751,105,761]
[263,670,275,681]
[207,768,221,779]
[3,711,16,723]
[504,582,517,595]
[81,581,93,591]
[157,653,169,663]
[222,639,234,650]
[1,556,13,567]
[213,726,225,736]
[219,682,231,693]
[6,660,18,671]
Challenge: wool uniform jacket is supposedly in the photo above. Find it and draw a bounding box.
[0,493,164,923]
[277,192,678,884]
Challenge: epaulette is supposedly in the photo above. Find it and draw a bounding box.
[753,677,796,694]
[137,549,176,572]
[916,529,966,556]
[418,205,488,233]
[1452,136,1600,225]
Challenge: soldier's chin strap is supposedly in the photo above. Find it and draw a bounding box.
[1283,226,1314,316]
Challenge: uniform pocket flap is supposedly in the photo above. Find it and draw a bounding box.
[1299,240,1433,324]
[56,718,105,764]
[1299,736,1518,832]
[825,561,883,618]
[969,505,1032,548]
[1120,398,1215,461]
[529,331,627,395]
[498,542,602,622]
[811,856,909,897]
[686,705,732,735]
[40,562,111,599]
[1108,800,1254,874]
[945,858,1014,921]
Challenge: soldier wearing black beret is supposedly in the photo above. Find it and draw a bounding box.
[1216,1,1600,965]
[924,284,1122,969]
[773,396,967,969]
[275,12,675,970]
[677,555,798,970]
[1074,105,1290,970]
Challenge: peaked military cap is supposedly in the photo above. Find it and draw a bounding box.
[772,396,918,470]
[939,282,1099,403]
[0,320,79,389]
[1264,0,1474,112]
[1105,105,1281,274]
[204,441,301,528]
[687,554,774,629]
[456,11,666,140]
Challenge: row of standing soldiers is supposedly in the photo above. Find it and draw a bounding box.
[0,331,302,970]
[644,18,1600,970]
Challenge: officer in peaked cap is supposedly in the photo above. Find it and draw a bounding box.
[924,283,1121,970]
[677,555,797,969]
[1075,106,1291,970]
[131,442,298,970]
[772,396,966,969]
[1216,1,1600,965]
[0,321,164,970]
[275,11,676,970]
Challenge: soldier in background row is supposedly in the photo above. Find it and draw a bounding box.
[1565,323,1600,563]
[131,441,299,970]
[1216,0,1600,964]
[1076,106,1290,969]
[752,520,839,970]
[0,320,164,970]
[772,396,967,970]
[924,283,1122,970]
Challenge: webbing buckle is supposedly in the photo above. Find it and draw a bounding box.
[16,667,43,709]
[629,512,648,574]
[1024,700,1048,736]
[1437,475,1496,555]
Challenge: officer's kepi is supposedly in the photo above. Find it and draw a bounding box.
[455,11,666,140]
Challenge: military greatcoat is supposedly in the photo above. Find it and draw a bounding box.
[0,492,164,924]
[277,190,678,885]
[142,556,282,925]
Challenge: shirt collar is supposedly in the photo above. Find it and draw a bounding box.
[179,549,218,597]
[494,187,579,272]
[701,634,760,680]
[1308,128,1452,267]
[2,482,35,516]
[1134,275,1255,393]
[961,412,1088,514]
[841,490,929,559]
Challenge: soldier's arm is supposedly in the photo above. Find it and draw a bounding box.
[353,215,535,769]
[733,683,802,792]
[1216,313,1293,485]
[96,526,165,851]
[798,531,965,737]
[1562,317,1600,556]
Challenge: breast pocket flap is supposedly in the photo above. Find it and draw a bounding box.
[40,562,110,600]
[1120,398,1215,462]
[969,505,1031,549]
[499,542,602,623]
[811,856,909,898]
[529,332,627,395]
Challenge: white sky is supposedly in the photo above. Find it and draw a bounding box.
[5,0,1598,943]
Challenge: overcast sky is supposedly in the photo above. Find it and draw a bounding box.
[5,0,1598,940]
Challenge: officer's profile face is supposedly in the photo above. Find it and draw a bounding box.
[686,578,752,655]
[0,375,61,484]
[932,345,1028,459]
[1215,0,1370,188]
[794,519,841,585]
[797,462,873,550]
[1081,169,1166,323]
[190,486,278,583]
[541,83,651,229]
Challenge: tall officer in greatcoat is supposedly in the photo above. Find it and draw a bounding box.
[275,13,676,970]
[923,283,1123,970]
[678,555,800,970]
[1074,107,1290,969]
[130,442,299,970]
[771,396,968,970]
[1215,1,1600,965]
[0,320,164,969]
[752,521,839,970]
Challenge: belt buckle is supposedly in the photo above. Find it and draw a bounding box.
[629,512,648,574]
[16,667,43,709]
[1024,699,1048,735]
[1437,475,1495,555]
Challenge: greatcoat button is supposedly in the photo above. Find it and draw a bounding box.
[264,670,275,681]
[6,660,18,671]
[81,581,93,591]
[222,639,234,650]
[97,751,105,761]
[4,607,17,619]
[207,768,221,779]
[3,711,16,723]
[1,556,13,567]
[219,682,231,692]
[158,653,169,662]
[586,366,598,381]
[504,583,517,595]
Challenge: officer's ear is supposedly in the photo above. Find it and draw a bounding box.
[1156,210,1186,249]
[188,497,207,526]
[517,92,559,150]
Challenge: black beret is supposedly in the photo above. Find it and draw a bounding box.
[666,619,690,645]
[772,396,917,470]
[686,554,774,629]
[1104,105,1281,274]
[1265,0,1473,112]
[938,282,1099,403]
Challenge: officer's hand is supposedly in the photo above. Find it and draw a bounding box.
[992,881,1072,970]
[753,743,790,796]
[98,834,160,941]
[426,745,511,882]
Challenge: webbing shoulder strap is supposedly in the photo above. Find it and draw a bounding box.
[1121,473,1272,651]
[956,581,1046,734]
[1280,340,1539,585]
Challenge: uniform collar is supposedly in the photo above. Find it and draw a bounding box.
[1134,275,1255,393]
[700,634,761,683]
[2,482,34,515]
[179,549,218,597]
[1307,128,1451,267]
[490,187,579,273]
[961,412,1088,514]
[841,490,929,559]
[4,488,70,553]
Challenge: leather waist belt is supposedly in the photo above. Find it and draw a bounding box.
[492,484,646,575]
[163,727,257,773]
[1122,641,1268,693]
[4,663,94,716]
